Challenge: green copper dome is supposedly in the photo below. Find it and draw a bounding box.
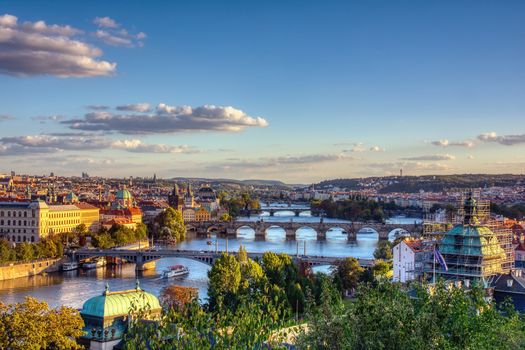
[439,225,505,257]
[81,285,160,318]
[116,188,132,200]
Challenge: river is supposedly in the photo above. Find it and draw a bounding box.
[0,212,420,309]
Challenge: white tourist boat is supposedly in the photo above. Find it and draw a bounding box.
[83,258,106,270]
[62,261,79,271]
[162,265,189,279]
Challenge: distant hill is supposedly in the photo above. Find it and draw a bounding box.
[170,177,289,188]
[316,174,525,193]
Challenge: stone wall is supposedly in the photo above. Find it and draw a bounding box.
[0,258,62,281]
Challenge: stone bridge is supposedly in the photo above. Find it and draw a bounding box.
[185,220,422,241]
[71,248,374,271]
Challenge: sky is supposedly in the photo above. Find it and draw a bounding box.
[0,0,524,184]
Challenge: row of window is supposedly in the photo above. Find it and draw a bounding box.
[49,220,80,226]
[49,212,80,219]
[0,228,36,235]
[0,210,36,218]
[2,234,36,242]
[0,219,36,227]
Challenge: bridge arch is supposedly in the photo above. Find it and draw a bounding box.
[388,228,411,241]
[295,226,317,240]
[236,225,255,239]
[356,227,379,241]
[265,225,286,241]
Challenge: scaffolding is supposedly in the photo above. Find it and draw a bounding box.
[426,190,514,287]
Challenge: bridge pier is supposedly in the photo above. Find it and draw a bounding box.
[348,232,357,243]
[136,260,156,271]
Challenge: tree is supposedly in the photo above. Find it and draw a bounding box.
[0,297,84,350]
[331,257,364,295]
[208,253,241,310]
[0,239,14,263]
[374,240,393,260]
[219,213,231,222]
[15,242,34,262]
[155,207,186,242]
[159,285,198,311]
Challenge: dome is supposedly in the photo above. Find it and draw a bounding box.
[81,285,160,318]
[116,189,133,200]
[439,225,506,257]
[66,192,78,202]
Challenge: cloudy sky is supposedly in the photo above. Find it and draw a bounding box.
[0,1,524,183]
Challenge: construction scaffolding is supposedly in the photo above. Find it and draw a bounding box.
[425,190,514,287]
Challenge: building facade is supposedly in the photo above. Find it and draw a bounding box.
[0,200,101,243]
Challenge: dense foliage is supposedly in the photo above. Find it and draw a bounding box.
[91,223,148,249]
[0,297,84,350]
[311,198,387,222]
[0,236,64,264]
[316,175,525,194]
[491,202,525,220]
[297,281,525,349]
[220,192,260,218]
[154,207,186,242]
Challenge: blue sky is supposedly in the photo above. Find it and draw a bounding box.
[0,0,524,183]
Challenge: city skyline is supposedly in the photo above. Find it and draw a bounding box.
[1,1,524,183]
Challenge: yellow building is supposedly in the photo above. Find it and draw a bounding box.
[195,207,211,222]
[74,203,101,232]
[0,200,100,243]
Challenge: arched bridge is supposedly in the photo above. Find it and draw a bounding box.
[242,206,311,217]
[70,248,374,271]
[186,220,422,241]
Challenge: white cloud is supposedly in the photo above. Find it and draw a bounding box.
[116,103,151,112]
[93,17,118,28]
[401,154,456,161]
[0,134,197,155]
[477,132,525,146]
[369,145,386,152]
[111,139,197,154]
[92,17,145,47]
[63,104,269,134]
[94,30,133,47]
[431,139,474,148]
[0,13,116,77]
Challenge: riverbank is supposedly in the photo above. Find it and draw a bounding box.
[0,258,62,281]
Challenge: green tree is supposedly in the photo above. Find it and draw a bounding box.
[208,253,241,310]
[155,207,186,242]
[0,297,84,350]
[331,257,364,295]
[0,239,14,263]
[374,240,393,260]
[219,212,232,222]
[15,242,34,262]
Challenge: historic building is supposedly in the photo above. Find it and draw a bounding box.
[167,183,183,210]
[182,207,196,222]
[79,282,161,350]
[195,206,211,222]
[0,200,101,243]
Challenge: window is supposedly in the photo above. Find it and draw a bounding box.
[0,211,3,217]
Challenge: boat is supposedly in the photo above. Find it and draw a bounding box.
[162,265,189,279]
[83,258,106,270]
[207,240,213,245]
[62,261,79,271]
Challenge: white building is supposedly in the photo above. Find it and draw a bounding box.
[0,200,49,243]
[393,239,433,283]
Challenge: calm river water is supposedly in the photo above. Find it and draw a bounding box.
[0,212,419,309]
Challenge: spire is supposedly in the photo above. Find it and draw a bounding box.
[104,282,110,295]
[463,192,479,226]
[135,279,141,291]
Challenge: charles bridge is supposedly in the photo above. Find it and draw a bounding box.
[185,219,422,241]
